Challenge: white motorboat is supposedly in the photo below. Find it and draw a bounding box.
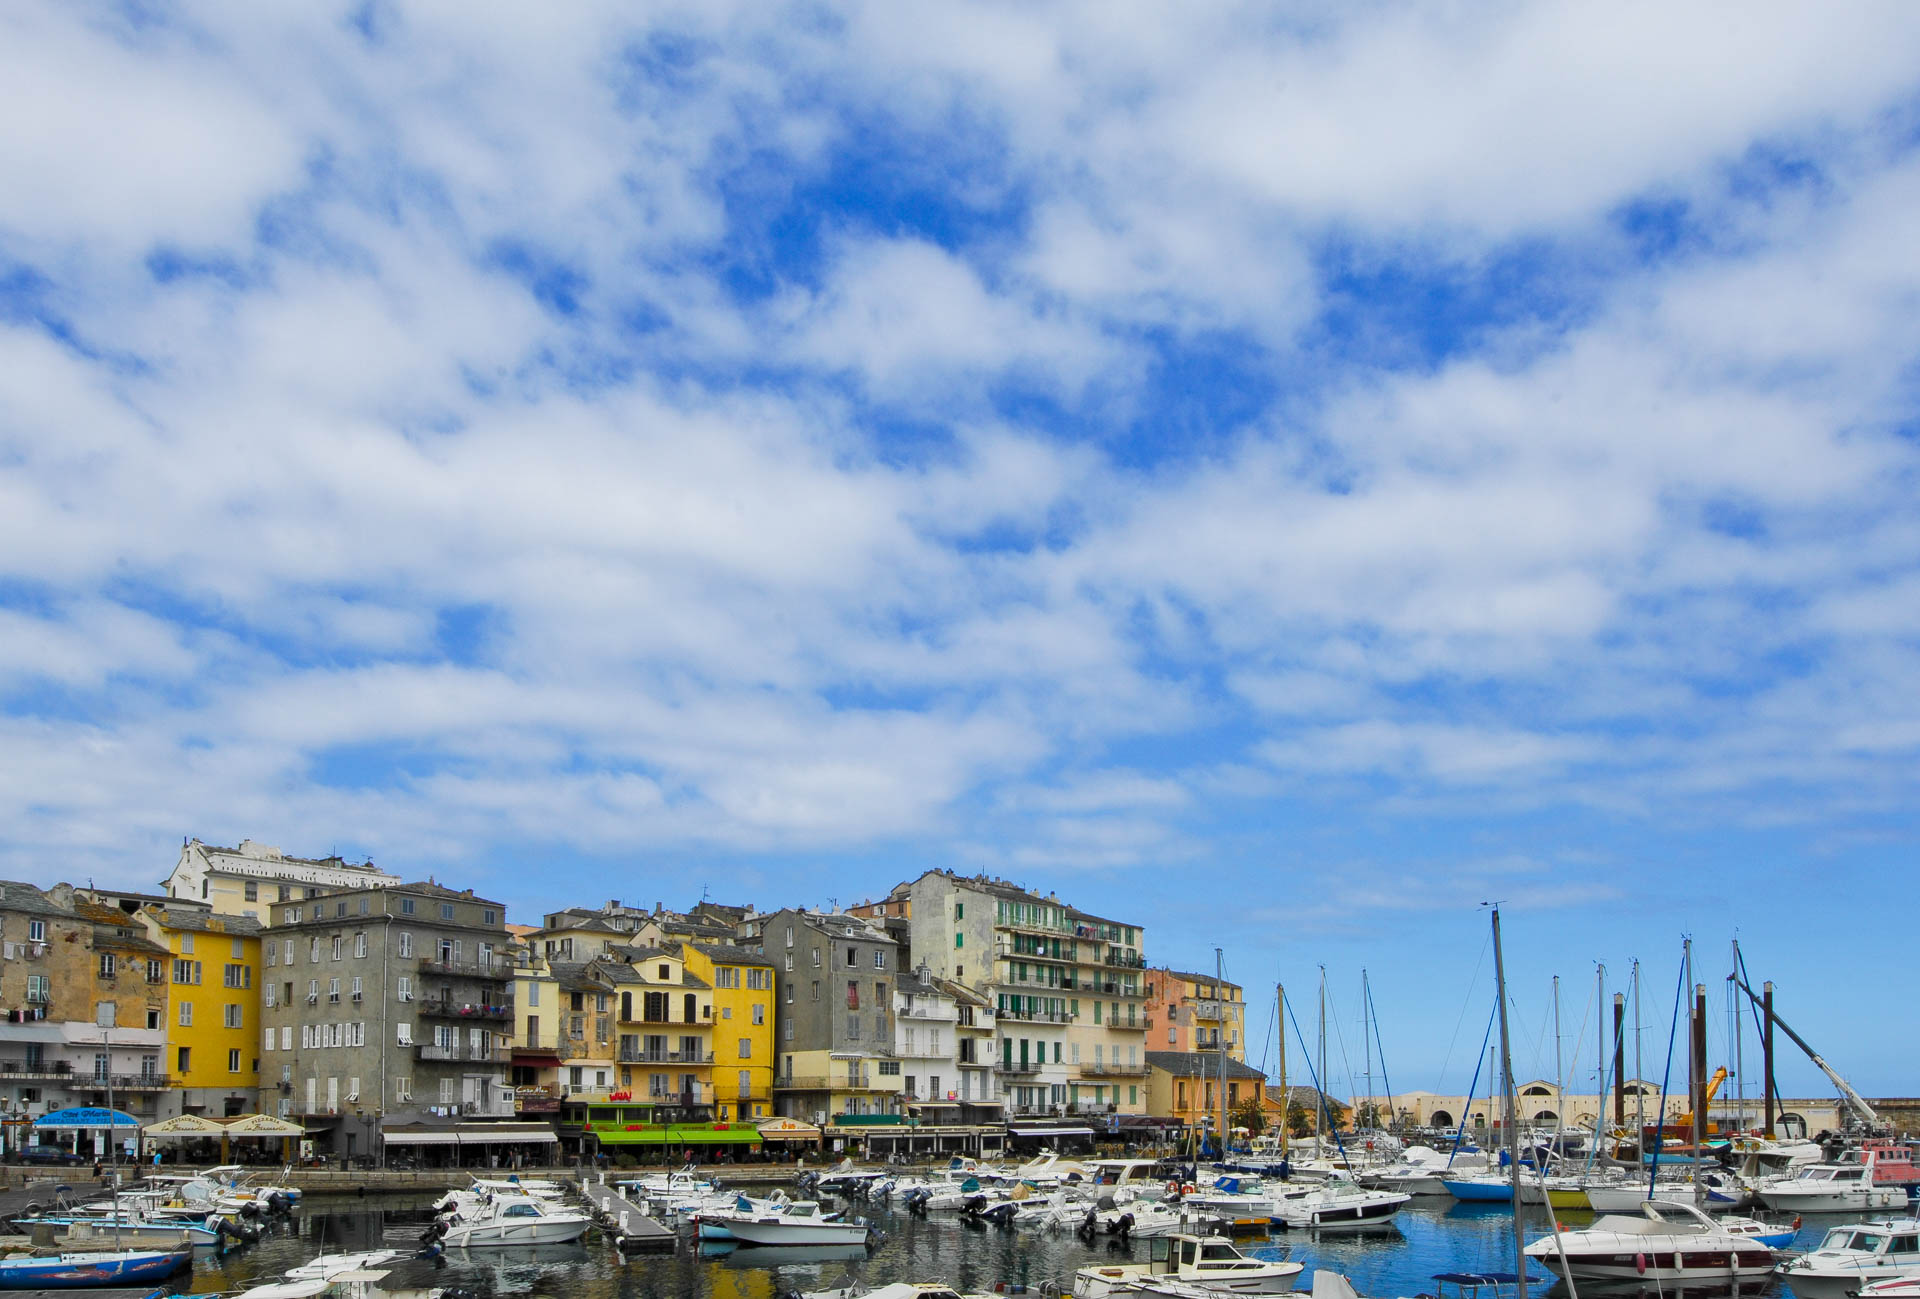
[1522,1198,1780,1283]
[1864,1279,1920,1299]
[1780,1218,1920,1298]
[284,1250,410,1280]
[1761,1151,1910,1213]
[1267,1178,1408,1231]
[799,1284,1000,1299]
[1179,1176,1276,1230]
[1082,1199,1229,1239]
[1072,1233,1303,1297]
[436,1192,591,1247]
[694,1192,825,1241]
[706,1199,871,1247]
[1358,1149,1483,1197]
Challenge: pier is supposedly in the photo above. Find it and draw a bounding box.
[578,1175,676,1252]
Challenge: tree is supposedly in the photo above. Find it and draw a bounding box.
[1286,1102,1315,1137]
[1355,1101,1385,1130]
[1229,1098,1266,1137]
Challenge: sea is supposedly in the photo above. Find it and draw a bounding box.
[178,1191,1894,1299]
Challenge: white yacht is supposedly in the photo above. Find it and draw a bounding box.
[1523,1198,1779,1283]
[436,1192,591,1247]
[283,1251,411,1280]
[1072,1233,1303,1297]
[1180,1176,1276,1230]
[706,1199,871,1247]
[1760,1151,1910,1213]
[1780,1219,1920,1298]
[1267,1178,1409,1231]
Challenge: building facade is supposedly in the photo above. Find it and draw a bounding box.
[140,906,262,1119]
[1147,967,1247,1061]
[591,945,715,1108]
[259,880,514,1158]
[749,908,902,1124]
[1146,1049,1267,1132]
[1065,907,1149,1115]
[166,839,400,919]
[679,943,775,1123]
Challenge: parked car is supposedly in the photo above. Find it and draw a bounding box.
[18,1145,86,1164]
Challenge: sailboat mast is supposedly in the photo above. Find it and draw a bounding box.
[1277,982,1288,1158]
[1633,959,1644,1151]
[1217,948,1229,1161]
[1491,906,1527,1299]
[1552,974,1563,1155]
[1317,968,1327,1141]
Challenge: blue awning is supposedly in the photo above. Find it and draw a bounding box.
[35,1107,141,1129]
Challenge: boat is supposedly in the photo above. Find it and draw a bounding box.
[693,1193,836,1241]
[1440,1172,1514,1203]
[696,1240,872,1266]
[0,1247,194,1289]
[1759,1150,1910,1213]
[798,1284,999,1299]
[1178,1177,1276,1231]
[434,1193,590,1248]
[282,1251,408,1280]
[1864,1279,1920,1299]
[1071,1233,1303,1297]
[1266,1178,1408,1231]
[708,1199,871,1248]
[1779,1218,1920,1298]
[1359,1149,1484,1197]
[1521,1198,1780,1283]
[1080,1198,1229,1239]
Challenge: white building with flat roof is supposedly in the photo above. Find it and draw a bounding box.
[166,838,401,919]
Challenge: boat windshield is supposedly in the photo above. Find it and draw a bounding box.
[1200,1244,1244,1262]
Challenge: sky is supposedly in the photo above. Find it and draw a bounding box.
[3,2,1919,1100]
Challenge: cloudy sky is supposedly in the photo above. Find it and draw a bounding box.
[5,2,1919,1095]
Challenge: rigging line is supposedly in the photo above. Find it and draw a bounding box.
[1647,943,1690,1201]
[1364,973,1398,1130]
[1435,928,1493,1094]
[1326,976,1360,1112]
[1284,988,1354,1167]
[1564,974,1596,1094]
[1446,1000,1500,1170]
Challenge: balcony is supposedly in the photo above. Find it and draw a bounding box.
[616,1047,714,1064]
[995,940,1075,965]
[997,914,1076,939]
[1103,951,1147,970]
[418,997,514,1021]
[776,1073,895,1092]
[998,1004,1071,1024]
[997,1061,1045,1077]
[1090,981,1147,999]
[416,956,511,982]
[1078,1061,1149,1077]
[415,1043,512,1064]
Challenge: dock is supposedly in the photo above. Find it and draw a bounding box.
[578,1177,676,1253]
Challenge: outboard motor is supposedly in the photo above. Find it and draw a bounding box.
[1114,1212,1134,1242]
[415,1241,444,1262]
[961,1193,989,1216]
[982,1201,1019,1228]
[1078,1207,1099,1240]
[267,1191,291,1214]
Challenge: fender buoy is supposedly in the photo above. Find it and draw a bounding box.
[1793,1217,1802,1230]
[1635,1254,1647,1275]
[1167,1181,1181,1196]
[1182,1183,1196,1195]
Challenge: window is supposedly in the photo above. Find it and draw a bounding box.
[328,977,341,1002]
[955,902,964,919]
[26,973,48,1002]
[528,982,539,1006]
[354,932,367,958]
[28,919,45,941]
[785,985,793,1003]
[177,1046,190,1072]
[811,980,819,1002]
[752,1003,765,1025]
[351,975,362,1000]
[396,975,412,1001]
[400,897,415,915]
[955,932,964,949]
[482,908,495,925]
[846,981,860,1010]
[98,952,116,978]
[333,900,345,917]
[873,950,886,969]
[309,936,320,961]
[784,1019,793,1040]
[223,963,251,988]
[277,884,290,902]
[228,1048,242,1073]
[878,1060,901,1075]
[283,938,293,964]
[738,1038,751,1058]
[397,1022,413,1045]
[224,1003,243,1028]
[440,903,455,920]
[178,1001,193,1026]
[331,935,343,961]
[181,933,195,954]
[784,953,793,972]
[398,932,413,957]
[173,959,202,985]
[811,946,821,967]
[266,943,277,967]
[264,1027,275,1053]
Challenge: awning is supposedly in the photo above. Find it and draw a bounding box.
[758,1119,822,1140]
[381,1129,461,1145]
[144,1114,228,1136]
[1006,1125,1095,1137]
[36,1107,140,1130]
[223,1114,303,1137]
[456,1123,555,1144]
[511,1051,562,1066]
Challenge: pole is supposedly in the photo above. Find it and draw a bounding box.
[1693,982,1708,1204]
[1277,983,1288,1158]
[1362,969,1372,1131]
[1762,982,1776,1139]
[1317,969,1327,1143]
[1612,993,1626,1129]
[1490,906,1526,1299]
[1216,949,1229,1162]
[101,1011,121,1252]
[1632,960,1644,1155]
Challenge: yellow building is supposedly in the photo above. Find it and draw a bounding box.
[1146,1049,1266,1128]
[140,906,261,1118]
[597,946,715,1108]
[678,942,776,1123]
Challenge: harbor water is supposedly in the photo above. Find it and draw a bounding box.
[179,1191,1902,1299]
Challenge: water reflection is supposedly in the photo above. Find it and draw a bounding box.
[174,1192,1903,1299]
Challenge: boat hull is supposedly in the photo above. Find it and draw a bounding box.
[1443,1180,1513,1203]
[443,1219,588,1247]
[1529,1246,1777,1283]
[720,1219,871,1247]
[1761,1188,1907,1213]
[1073,1266,1300,1298]
[0,1247,194,1289]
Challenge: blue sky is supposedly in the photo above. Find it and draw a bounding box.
[3,2,1919,1098]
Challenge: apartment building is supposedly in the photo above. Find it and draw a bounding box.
[893,965,999,1124]
[166,838,399,919]
[678,943,775,1123]
[748,908,902,1124]
[259,880,513,1158]
[0,882,171,1147]
[590,945,715,1107]
[1064,907,1149,1114]
[139,906,262,1119]
[1146,1050,1268,1133]
[1147,967,1247,1060]
[893,870,1148,1119]
[507,956,609,1115]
